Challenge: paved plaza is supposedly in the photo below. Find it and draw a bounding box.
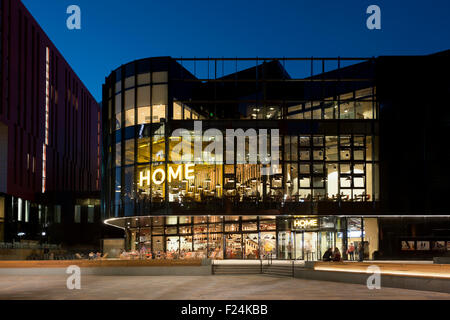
[0,274,450,300]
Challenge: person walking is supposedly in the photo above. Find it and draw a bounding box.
[347,243,355,261]
[357,242,364,262]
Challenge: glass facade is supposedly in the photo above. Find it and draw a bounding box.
[118,215,379,261]
[102,57,383,260]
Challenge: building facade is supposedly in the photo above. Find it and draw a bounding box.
[102,53,450,260]
[0,0,108,248]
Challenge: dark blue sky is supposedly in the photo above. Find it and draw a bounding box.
[22,0,450,101]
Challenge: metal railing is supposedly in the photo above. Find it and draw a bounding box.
[0,242,61,250]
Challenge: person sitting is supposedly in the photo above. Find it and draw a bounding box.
[322,248,333,261]
[332,248,341,262]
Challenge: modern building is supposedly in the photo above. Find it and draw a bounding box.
[102,52,450,260]
[0,0,114,249]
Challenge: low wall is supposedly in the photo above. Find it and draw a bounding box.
[312,261,450,279]
[0,249,44,260]
[0,259,206,268]
[0,266,211,276]
[0,259,211,276]
[294,268,450,294]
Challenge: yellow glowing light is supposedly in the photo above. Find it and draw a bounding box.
[139,164,196,187]
[293,218,318,229]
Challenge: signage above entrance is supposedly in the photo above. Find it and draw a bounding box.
[293,218,319,230]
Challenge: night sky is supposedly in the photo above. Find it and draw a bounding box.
[22,0,450,101]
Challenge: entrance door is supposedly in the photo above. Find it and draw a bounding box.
[294,232,303,260]
[318,231,335,259]
[304,232,318,260]
[295,232,318,260]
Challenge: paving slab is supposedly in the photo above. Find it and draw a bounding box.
[0,275,449,300]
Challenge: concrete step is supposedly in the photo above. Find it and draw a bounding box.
[263,265,293,277]
[212,264,261,275]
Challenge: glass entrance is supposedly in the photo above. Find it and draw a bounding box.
[294,232,318,260]
[319,231,335,259]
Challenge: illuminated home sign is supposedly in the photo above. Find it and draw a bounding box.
[293,218,319,229]
[139,164,195,186]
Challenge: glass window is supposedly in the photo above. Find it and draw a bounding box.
[326,163,339,198]
[300,176,310,188]
[165,227,177,235]
[137,107,151,125]
[313,163,324,174]
[259,220,276,231]
[115,94,122,114]
[115,80,122,93]
[225,223,239,232]
[180,236,193,252]
[137,137,150,163]
[242,222,257,231]
[179,216,191,224]
[313,136,324,146]
[173,102,183,120]
[226,234,242,259]
[340,163,351,174]
[115,112,122,130]
[124,139,134,165]
[152,236,164,252]
[125,109,135,127]
[137,73,151,85]
[209,224,223,233]
[225,216,240,222]
[244,234,259,259]
[137,86,150,107]
[340,149,351,161]
[87,205,94,223]
[313,149,324,160]
[152,126,165,161]
[179,225,192,234]
[194,224,207,233]
[325,136,338,161]
[340,101,354,119]
[184,107,191,120]
[300,136,310,147]
[194,233,207,255]
[166,216,178,225]
[124,76,135,89]
[208,216,222,223]
[300,149,310,161]
[152,104,166,122]
[124,89,135,110]
[354,149,364,161]
[194,216,208,224]
[54,205,61,223]
[260,232,276,258]
[152,84,168,105]
[209,234,223,259]
[152,71,168,83]
[115,142,121,166]
[278,231,293,259]
[74,205,81,223]
[340,136,351,147]
[300,164,310,174]
[355,101,373,119]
